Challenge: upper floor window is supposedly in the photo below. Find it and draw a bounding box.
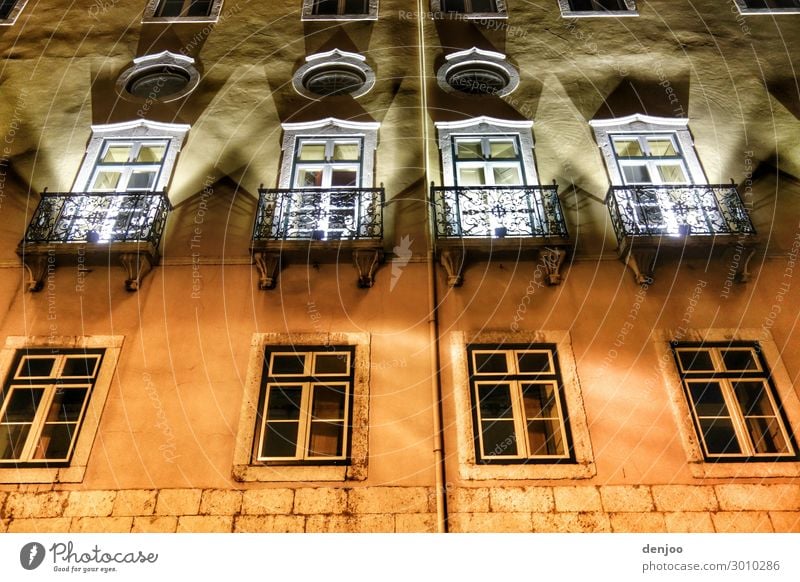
[611,134,690,185]
[735,0,800,13]
[72,121,190,194]
[672,343,797,461]
[293,138,362,188]
[431,0,507,18]
[0,0,27,25]
[558,0,637,16]
[143,0,223,22]
[469,345,573,463]
[302,0,377,20]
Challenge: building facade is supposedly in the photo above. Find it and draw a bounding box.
[0,0,799,533]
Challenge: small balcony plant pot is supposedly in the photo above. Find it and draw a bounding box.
[86,230,101,243]
[327,231,342,241]
[678,224,692,236]
[494,226,508,239]
[311,229,325,241]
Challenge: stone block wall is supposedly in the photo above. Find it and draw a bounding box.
[1,485,798,533]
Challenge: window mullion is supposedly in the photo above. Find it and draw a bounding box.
[721,378,754,456]
[510,380,528,458]
[19,383,55,462]
[298,381,312,459]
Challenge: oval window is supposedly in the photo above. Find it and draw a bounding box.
[126,67,192,99]
[304,67,367,97]
[446,65,510,95]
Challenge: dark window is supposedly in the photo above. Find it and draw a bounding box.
[442,0,499,13]
[0,350,104,465]
[744,0,800,8]
[0,0,16,20]
[254,347,354,464]
[672,343,797,461]
[312,0,368,15]
[568,0,630,11]
[155,0,214,18]
[468,345,573,463]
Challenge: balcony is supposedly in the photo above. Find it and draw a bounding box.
[606,184,757,283]
[431,184,570,286]
[17,191,171,291]
[250,187,385,289]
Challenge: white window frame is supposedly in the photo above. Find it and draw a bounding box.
[233,333,371,482]
[72,120,190,194]
[292,137,363,189]
[609,133,692,186]
[436,48,520,97]
[431,0,508,19]
[673,344,795,460]
[451,331,596,480]
[142,0,224,23]
[0,336,123,484]
[256,350,352,462]
[733,0,800,14]
[0,0,28,25]
[558,0,638,18]
[654,328,800,478]
[470,347,571,462]
[451,135,526,187]
[116,51,201,104]
[435,116,539,187]
[301,0,378,20]
[293,50,376,99]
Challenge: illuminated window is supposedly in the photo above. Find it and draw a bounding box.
[673,343,797,461]
[255,348,354,463]
[453,136,524,187]
[469,345,573,463]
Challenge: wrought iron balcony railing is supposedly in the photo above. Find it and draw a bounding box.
[431,184,569,240]
[253,187,384,242]
[22,191,171,247]
[606,184,756,243]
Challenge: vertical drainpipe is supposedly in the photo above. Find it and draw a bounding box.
[416,0,448,533]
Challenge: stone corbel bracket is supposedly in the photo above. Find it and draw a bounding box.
[353,249,383,288]
[440,246,568,288]
[22,254,50,292]
[253,252,281,290]
[622,248,658,285]
[120,253,153,292]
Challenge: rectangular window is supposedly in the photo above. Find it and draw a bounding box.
[313,0,368,15]
[453,136,524,187]
[468,345,573,463]
[0,0,17,20]
[569,0,629,10]
[254,347,354,464]
[673,343,797,461]
[744,0,800,8]
[156,0,213,17]
[442,0,498,12]
[0,350,105,465]
[89,139,169,193]
[611,133,689,186]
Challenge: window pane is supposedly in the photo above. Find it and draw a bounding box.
[458,168,486,186]
[492,166,521,185]
[270,354,306,375]
[313,0,339,14]
[527,419,565,456]
[92,171,122,191]
[621,165,651,184]
[474,352,508,374]
[477,384,514,419]
[45,388,89,422]
[344,0,368,13]
[298,143,327,161]
[489,140,516,158]
[265,386,302,420]
[102,145,131,163]
[157,0,184,17]
[333,143,359,161]
[699,418,742,455]
[733,381,780,418]
[517,352,552,374]
[522,383,559,418]
[136,145,166,163]
[61,356,100,378]
[16,357,56,378]
[32,423,77,460]
[688,382,729,417]
[721,349,759,372]
[656,163,687,184]
[443,0,467,12]
[647,138,678,156]
[0,424,32,460]
[480,420,517,456]
[311,385,345,419]
[187,0,213,16]
[745,417,788,455]
[331,168,357,187]
[297,168,323,187]
[307,421,344,457]
[613,139,643,157]
[127,171,157,190]
[456,141,483,160]
[471,0,497,12]
[261,422,299,457]
[677,350,715,372]
[0,0,16,20]
[2,388,44,423]
[314,354,349,375]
